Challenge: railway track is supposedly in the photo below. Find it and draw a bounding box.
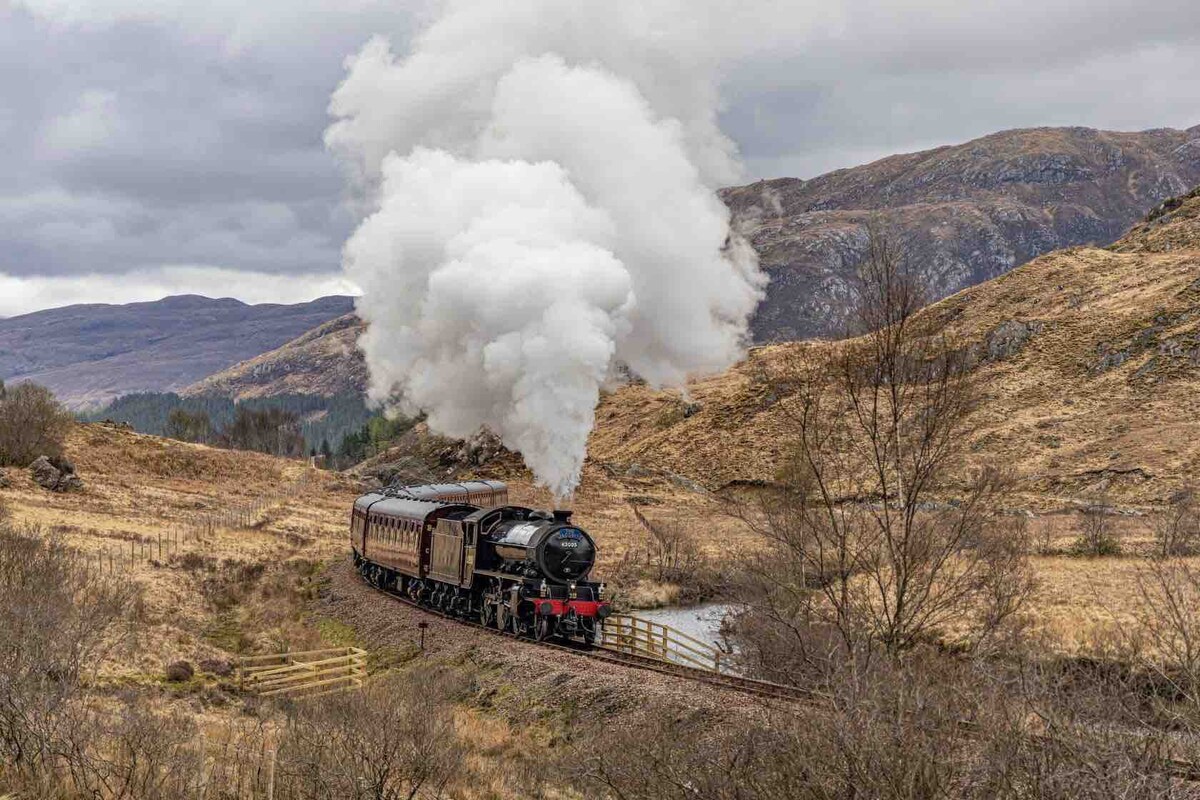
[359,571,1200,783]
[363,574,813,703]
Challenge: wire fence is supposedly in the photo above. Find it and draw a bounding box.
[69,470,316,577]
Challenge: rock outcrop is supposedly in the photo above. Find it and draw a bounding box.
[725,124,1200,341]
[29,455,83,493]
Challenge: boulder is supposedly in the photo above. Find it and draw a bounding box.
[28,455,83,493]
[165,660,195,682]
[30,456,61,490]
[0,469,10,489]
[58,473,85,493]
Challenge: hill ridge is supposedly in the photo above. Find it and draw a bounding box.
[586,184,1200,503]
[0,294,355,408]
[727,123,1200,340]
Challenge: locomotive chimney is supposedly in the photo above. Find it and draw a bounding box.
[553,509,573,523]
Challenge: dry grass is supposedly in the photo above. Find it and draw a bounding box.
[2,400,1193,681]
[582,192,1200,508]
[1,422,359,676]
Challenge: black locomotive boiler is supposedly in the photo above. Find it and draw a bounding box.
[350,481,610,642]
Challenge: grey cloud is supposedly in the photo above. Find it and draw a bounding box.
[1,0,1199,311]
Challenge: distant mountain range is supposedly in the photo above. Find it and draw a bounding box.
[12,123,1198,410]
[727,123,1200,340]
[0,295,354,408]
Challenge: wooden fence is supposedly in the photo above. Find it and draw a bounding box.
[238,647,367,699]
[600,614,726,672]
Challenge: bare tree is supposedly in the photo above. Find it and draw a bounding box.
[631,506,702,584]
[0,381,75,466]
[164,407,214,444]
[731,230,1033,674]
[1151,488,1200,557]
[1073,500,1121,557]
[1130,557,1200,708]
[0,521,138,790]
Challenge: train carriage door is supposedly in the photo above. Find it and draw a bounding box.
[461,520,477,589]
[429,517,464,585]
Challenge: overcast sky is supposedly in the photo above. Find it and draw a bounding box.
[2,0,1198,316]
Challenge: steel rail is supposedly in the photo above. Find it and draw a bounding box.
[355,569,1200,782]
[359,572,813,703]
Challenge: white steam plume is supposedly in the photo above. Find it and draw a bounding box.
[327,2,765,498]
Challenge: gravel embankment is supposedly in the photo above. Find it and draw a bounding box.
[319,559,789,728]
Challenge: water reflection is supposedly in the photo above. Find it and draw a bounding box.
[634,602,739,669]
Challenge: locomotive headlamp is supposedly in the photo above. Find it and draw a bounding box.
[539,579,548,598]
[598,582,606,599]
[569,582,577,599]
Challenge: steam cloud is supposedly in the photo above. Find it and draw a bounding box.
[327,2,765,498]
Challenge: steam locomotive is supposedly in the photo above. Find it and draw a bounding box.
[350,481,611,642]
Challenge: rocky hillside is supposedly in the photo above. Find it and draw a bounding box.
[182,125,1200,405]
[198,185,1200,506]
[728,124,1200,340]
[183,313,368,401]
[0,295,354,408]
[587,185,1200,504]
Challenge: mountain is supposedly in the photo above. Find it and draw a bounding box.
[183,124,1200,406]
[0,295,355,408]
[586,185,1200,504]
[727,124,1200,340]
[182,312,368,401]
[215,185,1200,509]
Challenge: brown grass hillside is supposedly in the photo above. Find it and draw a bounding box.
[1,423,358,675]
[182,312,367,400]
[589,187,1200,507]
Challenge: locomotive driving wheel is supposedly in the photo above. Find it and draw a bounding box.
[534,617,551,642]
[496,604,510,633]
[479,601,496,628]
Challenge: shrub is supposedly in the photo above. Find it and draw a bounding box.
[1071,503,1122,557]
[0,381,74,466]
[164,407,214,444]
[275,671,467,799]
[0,520,138,789]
